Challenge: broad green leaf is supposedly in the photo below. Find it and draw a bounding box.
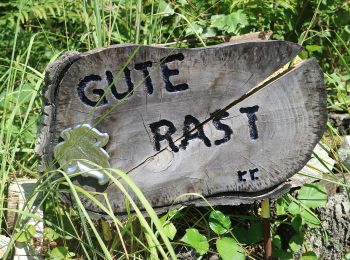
[288,201,302,215]
[223,16,238,33]
[291,214,303,232]
[301,251,318,260]
[289,233,304,252]
[167,208,181,219]
[181,228,209,255]
[245,222,263,244]
[272,235,282,249]
[276,197,289,216]
[158,0,174,16]
[297,184,328,208]
[163,222,177,240]
[160,209,179,240]
[44,227,61,241]
[287,201,321,227]
[16,225,36,243]
[300,209,321,227]
[226,11,248,33]
[201,27,216,38]
[209,210,231,235]
[185,23,203,37]
[306,45,322,53]
[210,11,248,34]
[232,222,263,244]
[211,14,226,30]
[216,237,245,260]
[231,227,247,243]
[16,232,30,243]
[27,225,36,236]
[49,246,75,260]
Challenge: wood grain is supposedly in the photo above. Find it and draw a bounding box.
[36,41,327,215]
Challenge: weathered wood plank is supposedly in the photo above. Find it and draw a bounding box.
[36,41,327,215]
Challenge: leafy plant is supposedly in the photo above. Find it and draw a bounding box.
[273,183,329,257]
[15,224,36,243]
[181,228,209,255]
[216,237,245,260]
[179,209,245,258]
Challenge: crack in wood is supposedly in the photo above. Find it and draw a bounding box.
[127,61,297,175]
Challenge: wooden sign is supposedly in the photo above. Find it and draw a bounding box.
[36,41,327,214]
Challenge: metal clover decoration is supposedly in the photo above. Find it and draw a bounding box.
[54,124,110,185]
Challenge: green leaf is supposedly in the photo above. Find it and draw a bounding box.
[216,237,245,260]
[49,246,75,260]
[272,235,282,249]
[201,27,216,38]
[160,209,179,223]
[289,233,304,252]
[185,23,203,37]
[287,201,321,227]
[163,221,177,240]
[300,209,321,227]
[291,215,303,232]
[27,225,36,236]
[160,209,179,240]
[44,227,61,241]
[209,210,231,235]
[16,225,36,243]
[226,11,248,33]
[211,14,226,30]
[273,248,293,259]
[232,222,263,244]
[301,251,318,260]
[344,252,350,260]
[245,222,263,244]
[306,45,322,53]
[210,11,248,34]
[297,184,328,208]
[16,232,30,243]
[231,227,247,243]
[158,0,174,16]
[276,196,289,216]
[224,18,238,33]
[181,228,209,255]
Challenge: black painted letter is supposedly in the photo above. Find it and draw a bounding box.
[135,61,153,94]
[237,170,247,182]
[160,53,189,92]
[149,119,179,152]
[239,106,259,140]
[180,115,211,150]
[249,168,259,180]
[77,75,107,107]
[106,67,134,100]
[211,110,233,145]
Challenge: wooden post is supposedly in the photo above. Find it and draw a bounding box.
[261,199,271,260]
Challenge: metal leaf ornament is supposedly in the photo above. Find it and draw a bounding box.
[54,124,110,185]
